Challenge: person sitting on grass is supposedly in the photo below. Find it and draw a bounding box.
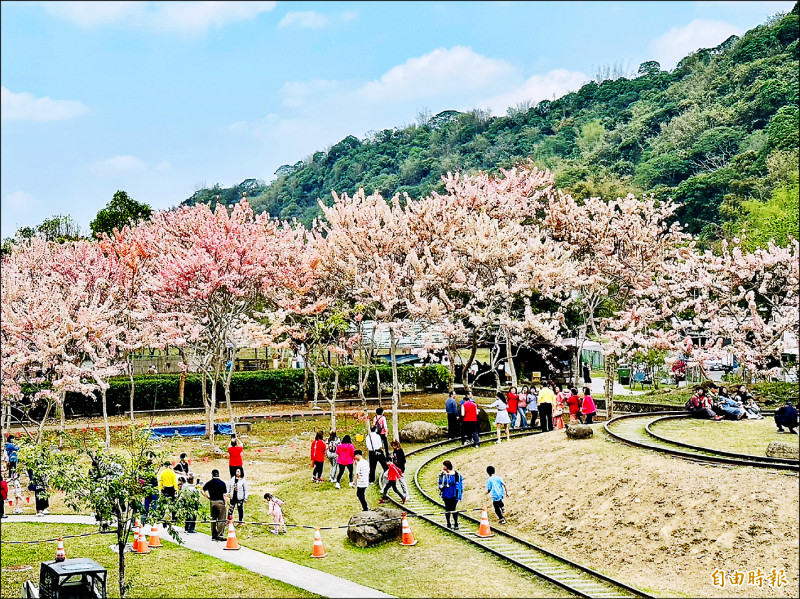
[774,400,798,434]
[717,391,747,420]
[686,387,723,420]
[734,385,764,420]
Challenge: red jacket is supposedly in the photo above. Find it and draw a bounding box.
[506,392,519,414]
[566,393,581,415]
[462,400,478,422]
[387,463,403,481]
[311,439,326,463]
[1,479,7,501]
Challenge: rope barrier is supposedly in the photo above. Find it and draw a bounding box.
[0,506,485,544]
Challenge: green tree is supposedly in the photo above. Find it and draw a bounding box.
[90,191,152,238]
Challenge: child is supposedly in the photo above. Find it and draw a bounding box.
[379,461,407,504]
[10,473,23,514]
[485,466,508,524]
[310,431,326,483]
[263,492,287,534]
[580,387,597,424]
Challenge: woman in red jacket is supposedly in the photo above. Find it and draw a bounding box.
[506,386,519,428]
[311,431,327,483]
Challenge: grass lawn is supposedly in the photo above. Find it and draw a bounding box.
[619,382,797,409]
[0,523,317,598]
[649,417,799,456]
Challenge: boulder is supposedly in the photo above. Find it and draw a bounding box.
[347,507,403,547]
[565,423,593,439]
[766,441,799,460]
[400,420,445,443]
[477,407,491,433]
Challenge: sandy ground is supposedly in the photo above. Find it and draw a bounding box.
[453,426,799,598]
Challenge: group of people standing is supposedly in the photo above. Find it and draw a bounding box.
[446,383,597,443]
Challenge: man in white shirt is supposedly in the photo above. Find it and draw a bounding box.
[353,451,371,511]
[365,426,388,485]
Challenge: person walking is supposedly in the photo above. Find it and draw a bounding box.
[180,474,200,533]
[5,434,19,477]
[228,435,244,478]
[580,387,597,424]
[1,473,7,519]
[10,473,23,514]
[263,493,287,534]
[311,431,327,483]
[526,386,539,429]
[483,392,511,444]
[227,467,249,525]
[516,386,529,429]
[379,460,407,504]
[485,465,508,524]
[373,408,390,455]
[538,382,555,432]
[27,468,49,516]
[506,386,519,429]
[334,435,355,489]
[175,453,190,476]
[445,391,460,439]
[460,394,480,447]
[202,470,229,540]
[353,450,371,511]
[326,430,340,483]
[365,426,388,485]
[438,460,463,530]
[390,439,408,497]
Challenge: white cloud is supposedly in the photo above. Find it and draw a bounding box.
[649,19,743,68]
[91,155,147,176]
[359,46,516,104]
[278,10,328,30]
[480,69,589,115]
[1,87,89,122]
[341,10,358,23]
[2,191,43,215]
[280,79,343,108]
[40,1,277,34]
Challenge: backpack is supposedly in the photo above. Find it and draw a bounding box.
[374,415,387,436]
[326,438,339,457]
[455,472,464,501]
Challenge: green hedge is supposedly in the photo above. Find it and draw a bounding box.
[23,365,452,416]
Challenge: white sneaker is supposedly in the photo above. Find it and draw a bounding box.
[349,482,354,488]
[335,482,341,489]
[36,512,44,517]
[42,509,50,515]
[13,508,22,514]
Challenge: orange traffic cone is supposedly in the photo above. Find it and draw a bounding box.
[135,528,151,554]
[55,538,66,562]
[310,527,327,558]
[223,519,240,551]
[148,525,162,548]
[399,512,418,546]
[475,507,494,538]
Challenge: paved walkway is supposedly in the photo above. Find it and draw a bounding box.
[4,515,393,598]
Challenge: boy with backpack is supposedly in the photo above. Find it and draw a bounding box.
[373,408,389,455]
[438,460,463,530]
[485,466,509,524]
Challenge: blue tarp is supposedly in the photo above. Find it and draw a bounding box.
[149,422,234,439]
[377,354,421,364]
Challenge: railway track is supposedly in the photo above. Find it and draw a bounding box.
[604,412,799,472]
[387,431,653,599]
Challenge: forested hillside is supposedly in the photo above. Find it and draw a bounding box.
[185,6,799,244]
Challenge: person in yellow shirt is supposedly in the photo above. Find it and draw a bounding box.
[537,382,555,432]
[158,462,178,497]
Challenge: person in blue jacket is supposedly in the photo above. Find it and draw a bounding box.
[774,401,798,434]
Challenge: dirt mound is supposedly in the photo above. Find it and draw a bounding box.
[452,427,798,598]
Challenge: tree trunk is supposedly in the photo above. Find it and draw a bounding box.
[201,372,210,439]
[329,370,339,431]
[445,342,457,394]
[389,329,400,441]
[101,387,111,447]
[209,378,217,452]
[117,514,129,598]
[224,354,236,431]
[59,403,65,434]
[461,329,478,393]
[36,399,54,444]
[605,355,616,418]
[375,368,382,407]
[128,354,135,422]
[303,354,310,403]
[503,324,518,388]
[178,349,188,407]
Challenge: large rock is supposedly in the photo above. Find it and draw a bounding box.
[347,507,403,547]
[766,441,799,460]
[400,420,445,443]
[565,423,593,439]
[477,407,491,433]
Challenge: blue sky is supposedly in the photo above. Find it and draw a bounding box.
[1,0,794,237]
